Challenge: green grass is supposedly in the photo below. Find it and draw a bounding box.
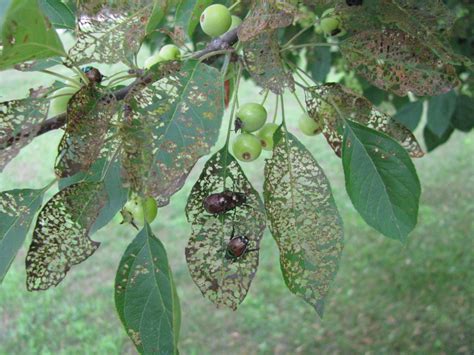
[0,69,473,355]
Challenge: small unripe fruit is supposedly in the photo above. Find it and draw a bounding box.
[232,133,262,162]
[237,103,268,132]
[227,15,242,32]
[142,196,158,224]
[159,44,181,61]
[298,113,323,136]
[320,17,340,35]
[49,87,80,117]
[200,4,232,37]
[123,195,158,225]
[257,123,279,150]
[144,53,164,69]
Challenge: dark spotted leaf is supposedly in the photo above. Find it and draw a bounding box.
[26,181,107,291]
[115,224,181,354]
[121,60,224,206]
[426,90,457,138]
[55,84,117,178]
[340,29,459,96]
[393,101,423,131]
[175,0,211,38]
[263,128,343,317]
[243,31,295,95]
[0,0,65,70]
[0,188,46,283]
[185,146,266,310]
[0,87,51,172]
[342,120,421,241]
[305,83,424,158]
[67,2,153,66]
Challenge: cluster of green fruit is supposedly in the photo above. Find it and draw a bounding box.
[199,4,242,37]
[121,194,158,227]
[315,8,346,37]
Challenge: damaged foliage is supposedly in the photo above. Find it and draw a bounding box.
[263,128,344,317]
[305,83,424,158]
[185,147,266,310]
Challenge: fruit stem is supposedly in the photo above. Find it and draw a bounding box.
[292,91,307,114]
[224,62,242,147]
[260,89,269,105]
[107,75,137,88]
[40,69,81,88]
[228,0,241,11]
[281,23,317,50]
[272,95,279,123]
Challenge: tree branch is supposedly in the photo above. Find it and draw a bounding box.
[1,28,239,150]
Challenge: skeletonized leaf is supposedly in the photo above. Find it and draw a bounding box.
[55,84,117,178]
[243,31,295,95]
[0,87,50,172]
[67,2,153,66]
[305,83,424,158]
[340,29,459,96]
[342,120,421,241]
[115,224,181,354]
[263,128,344,317]
[26,181,107,291]
[185,147,266,310]
[0,188,45,283]
[121,60,224,206]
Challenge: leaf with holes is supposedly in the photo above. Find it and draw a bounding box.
[0,87,51,172]
[185,146,266,310]
[340,29,459,96]
[55,84,117,178]
[342,120,421,241]
[243,31,295,95]
[0,188,46,283]
[25,181,108,291]
[121,60,224,206]
[66,2,153,66]
[263,128,343,317]
[305,83,424,158]
[115,224,181,354]
[0,0,65,70]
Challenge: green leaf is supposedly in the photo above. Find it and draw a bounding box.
[26,181,107,291]
[451,95,474,132]
[38,0,75,30]
[0,188,45,283]
[342,120,421,241]
[340,29,459,97]
[393,101,423,132]
[115,224,181,354]
[263,128,344,317]
[147,0,169,34]
[423,125,454,152]
[306,46,331,83]
[55,85,117,178]
[0,0,65,70]
[426,90,457,138]
[185,146,266,310]
[0,87,51,172]
[175,0,211,38]
[121,60,224,206]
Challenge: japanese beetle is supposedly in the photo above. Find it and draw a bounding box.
[346,0,363,5]
[203,190,246,215]
[225,235,250,260]
[82,66,104,83]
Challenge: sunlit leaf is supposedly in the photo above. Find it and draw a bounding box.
[305,83,424,158]
[147,0,170,34]
[263,128,344,317]
[38,0,76,30]
[115,224,181,354]
[243,31,295,95]
[340,29,459,96]
[26,181,107,291]
[185,146,266,310]
[0,87,51,172]
[342,120,421,241]
[121,60,224,206]
[0,0,65,70]
[426,90,457,138]
[55,84,117,178]
[0,188,46,283]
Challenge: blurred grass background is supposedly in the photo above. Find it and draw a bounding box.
[0,54,473,354]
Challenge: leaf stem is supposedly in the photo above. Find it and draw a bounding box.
[260,89,269,106]
[229,0,241,11]
[292,91,307,114]
[281,24,316,50]
[40,69,81,87]
[281,42,337,52]
[272,95,279,123]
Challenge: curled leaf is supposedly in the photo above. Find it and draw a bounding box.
[264,128,344,317]
[185,147,266,310]
[305,83,424,158]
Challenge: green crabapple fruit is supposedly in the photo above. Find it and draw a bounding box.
[144,53,164,69]
[48,87,80,117]
[123,195,158,225]
[200,4,232,37]
[298,113,323,136]
[159,44,181,61]
[232,133,262,162]
[236,103,268,132]
[228,15,242,32]
[257,123,279,151]
[320,17,340,35]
